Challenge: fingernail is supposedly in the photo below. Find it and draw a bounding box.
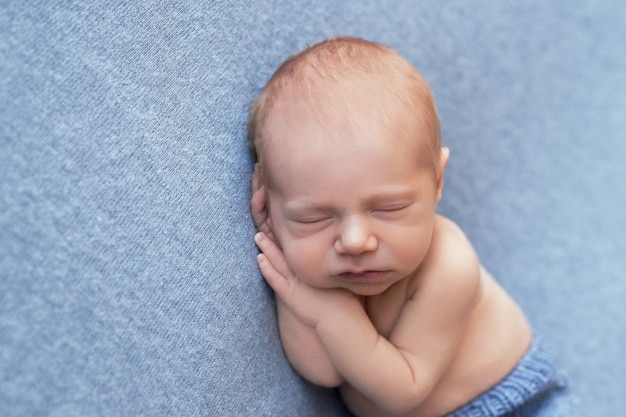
[254,232,263,243]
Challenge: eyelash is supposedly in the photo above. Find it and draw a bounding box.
[373,204,409,213]
[292,216,331,224]
[289,204,411,224]
[299,219,326,225]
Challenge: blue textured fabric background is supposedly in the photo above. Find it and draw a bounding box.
[2,1,624,416]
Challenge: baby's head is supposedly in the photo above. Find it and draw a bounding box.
[248,36,442,184]
[249,37,448,293]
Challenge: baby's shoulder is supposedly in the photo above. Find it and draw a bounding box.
[431,215,477,260]
[412,215,481,289]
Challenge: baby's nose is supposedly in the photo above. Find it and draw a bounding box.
[334,215,378,255]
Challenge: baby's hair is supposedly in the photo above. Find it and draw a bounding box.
[248,36,442,173]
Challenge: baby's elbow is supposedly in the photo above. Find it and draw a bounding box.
[376,383,433,415]
[380,396,426,416]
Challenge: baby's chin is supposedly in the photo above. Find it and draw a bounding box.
[297,270,401,297]
[337,277,399,297]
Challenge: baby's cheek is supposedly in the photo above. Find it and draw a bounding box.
[268,217,289,250]
[283,241,324,283]
[284,247,307,272]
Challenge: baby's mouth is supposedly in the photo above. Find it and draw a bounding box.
[339,270,391,282]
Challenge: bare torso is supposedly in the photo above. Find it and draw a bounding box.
[340,263,532,417]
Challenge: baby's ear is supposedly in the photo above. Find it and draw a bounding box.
[252,163,264,193]
[436,147,450,202]
[251,163,273,235]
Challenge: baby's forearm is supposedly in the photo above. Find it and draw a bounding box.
[315,302,433,415]
[276,299,344,387]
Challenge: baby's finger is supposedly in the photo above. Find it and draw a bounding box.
[254,232,293,279]
[256,253,290,297]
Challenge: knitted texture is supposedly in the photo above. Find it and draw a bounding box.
[448,339,575,417]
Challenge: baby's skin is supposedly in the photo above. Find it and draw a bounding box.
[249,36,532,417]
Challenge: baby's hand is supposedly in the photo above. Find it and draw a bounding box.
[250,165,275,242]
[254,232,360,329]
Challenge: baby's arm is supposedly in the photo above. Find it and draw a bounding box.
[255,232,360,386]
[372,217,482,411]
[256,217,482,415]
[251,175,343,387]
[275,297,345,387]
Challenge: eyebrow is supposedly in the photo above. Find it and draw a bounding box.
[283,187,417,212]
[364,188,416,203]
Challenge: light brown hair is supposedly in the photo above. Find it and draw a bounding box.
[248,36,442,173]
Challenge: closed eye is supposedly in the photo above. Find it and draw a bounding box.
[288,215,333,225]
[373,203,411,213]
[294,217,330,224]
